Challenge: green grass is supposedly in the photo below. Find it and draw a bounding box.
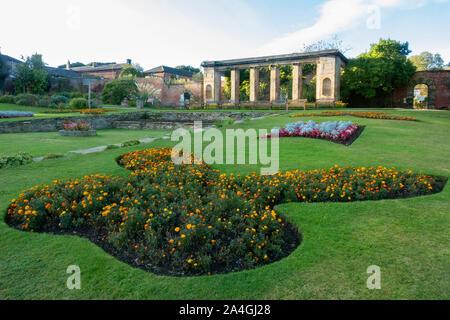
[0,103,139,123]
[0,129,170,157]
[0,109,449,299]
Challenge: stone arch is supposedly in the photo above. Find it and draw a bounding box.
[205,84,212,100]
[407,78,436,109]
[322,77,332,97]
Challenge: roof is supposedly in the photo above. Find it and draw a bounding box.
[44,66,80,78]
[0,54,23,64]
[144,65,194,77]
[201,49,349,68]
[71,63,128,72]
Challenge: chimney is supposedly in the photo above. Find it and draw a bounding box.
[127,59,132,65]
[66,60,71,70]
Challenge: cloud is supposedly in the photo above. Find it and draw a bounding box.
[258,0,444,55]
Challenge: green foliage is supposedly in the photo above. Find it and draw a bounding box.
[121,140,141,147]
[57,62,85,69]
[119,65,142,79]
[409,52,445,71]
[0,152,33,169]
[51,94,70,106]
[175,65,200,74]
[15,93,39,106]
[38,97,53,108]
[0,95,16,104]
[101,80,138,105]
[69,97,88,109]
[341,39,416,107]
[43,153,64,160]
[13,54,49,94]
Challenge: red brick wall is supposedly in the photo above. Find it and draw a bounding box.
[136,78,203,106]
[393,71,450,109]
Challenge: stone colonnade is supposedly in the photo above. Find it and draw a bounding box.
[202,50,347,105]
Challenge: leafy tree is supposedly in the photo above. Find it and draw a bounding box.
[119,65,142,79]
[409,52,445,71]
[301,35,351,53]
[0,55,10,92]
[13,54,49,94]
[101,79,138,105]
[57,62,85,69]
[341,39,416,107]
[176,65,200,74]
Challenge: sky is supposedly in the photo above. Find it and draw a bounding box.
[1,0,449,70]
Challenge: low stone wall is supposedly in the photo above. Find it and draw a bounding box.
[0,111,274,134]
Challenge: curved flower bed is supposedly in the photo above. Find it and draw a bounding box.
[0,111,34,119]
[291,111,418,121]
[5,148,447,276]
[266,120,360,145]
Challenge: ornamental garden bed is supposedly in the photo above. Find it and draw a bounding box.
[58,121,96,136]
[0,111,34,119]
[290,111,418,121]
[5,148,447,277]
[265,120,364,146]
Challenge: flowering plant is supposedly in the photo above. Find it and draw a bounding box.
[266,120,359,143]
[6,148,446,276]
[62,121,92,131]
[0,111,34,119]
[291,111,418,121]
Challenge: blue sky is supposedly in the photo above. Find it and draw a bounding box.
[0,0,449,69]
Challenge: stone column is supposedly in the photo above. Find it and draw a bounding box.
[292,63,303,101]
[230,69,240,102]
[204,68,222,102]
[270,65,280,102]
[249,68,259,102]
[316,57,342,105]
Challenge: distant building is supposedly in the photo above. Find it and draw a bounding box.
[143,66,194,80]
[69,59,132,79]
[0,53,23,78]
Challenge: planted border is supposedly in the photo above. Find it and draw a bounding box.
[291,111,418,121]
[5,148,447,276]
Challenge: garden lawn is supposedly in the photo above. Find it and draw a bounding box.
[0,103,138,123]
[0,129,170,157]
[0,109,449,299]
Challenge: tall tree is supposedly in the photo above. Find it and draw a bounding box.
[0,55,10,92]
[409,52,445,71]
[13,54,49,94]
[341,39,416,107]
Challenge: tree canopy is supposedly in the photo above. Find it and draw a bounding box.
[119,65,143,79]
[13,54,49,94]
[341,39,416,106]
[409,52,445,71]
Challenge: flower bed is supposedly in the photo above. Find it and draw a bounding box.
[59,121,96,136]
[0,111,34,119]
[291,111,418,121]
[266,120,361,145]
[6,148,446,276]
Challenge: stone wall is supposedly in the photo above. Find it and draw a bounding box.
[0,111,273,134]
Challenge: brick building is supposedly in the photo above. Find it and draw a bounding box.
[393,70,450,109]
[143,66,194,80]
[69,59,132,80]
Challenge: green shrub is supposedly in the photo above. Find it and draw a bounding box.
[15,94,39,106]
[51,95,70,107]
[0,152,34,169]
[0,95,16,104]
[69,97,88,109]
[39,98,53,108]
[121,140,141,147]
[101,80,138,105]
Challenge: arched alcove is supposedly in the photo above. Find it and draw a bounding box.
[322,78,331,97]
